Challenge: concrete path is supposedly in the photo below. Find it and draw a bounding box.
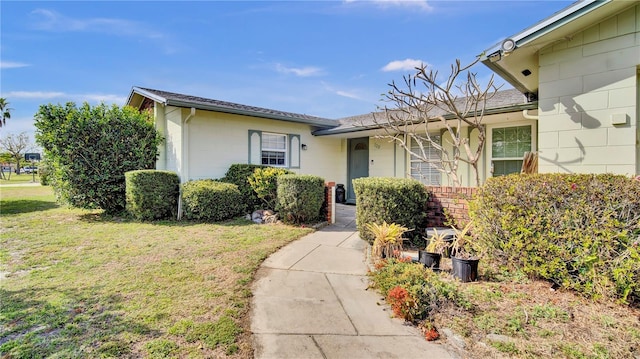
[251,204,454,359]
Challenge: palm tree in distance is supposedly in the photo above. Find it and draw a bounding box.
[0,98,12,128]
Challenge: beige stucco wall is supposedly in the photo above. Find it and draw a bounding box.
[166,109,347,184]
[156,105,183,175]
[368,137,398,177]
[537,4,640,175]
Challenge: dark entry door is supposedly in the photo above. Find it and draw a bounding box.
[346,137,369,204]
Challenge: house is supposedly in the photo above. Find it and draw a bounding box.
[126,87,533,202]
[480,0,639,175]
[126,0,639,202]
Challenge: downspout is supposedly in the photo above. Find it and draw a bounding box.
[522,109,539,120]
[177,107,196,220]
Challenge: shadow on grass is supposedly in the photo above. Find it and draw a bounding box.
[78,212,256,228]
[0,286,158,358]
[0,200,59,216]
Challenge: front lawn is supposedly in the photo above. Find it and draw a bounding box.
[0,186,312,358]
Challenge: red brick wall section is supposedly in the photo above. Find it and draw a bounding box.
[425,186,477,228]
[325,182,335,223]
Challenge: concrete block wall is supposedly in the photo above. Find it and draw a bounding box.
[425,186,477,228]
[537,4,639,175]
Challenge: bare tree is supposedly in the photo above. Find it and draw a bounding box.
[371,57,499,187]
[0,132,32,174]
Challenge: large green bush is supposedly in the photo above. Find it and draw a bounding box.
[34,103,162,214]
[220,164,265,211]
[248,167,293,210]
[470,173,640,303]
[276,174,325,224]
[181,180,246,221]
[125,170,180,220]
[353,177,428,244]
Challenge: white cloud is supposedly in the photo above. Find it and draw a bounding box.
[274,63,324,77]
[344,0,433,12]
[28,9,179,54]
[30,9,162,38]
[4,91,126,104]
[321,82,367,101]
[0,62,30,69]
[381,58,429,72]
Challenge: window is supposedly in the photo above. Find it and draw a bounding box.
[410,134,441,185]
[491,125,531,177]
[261,133,287,166]
[248,131,300,169]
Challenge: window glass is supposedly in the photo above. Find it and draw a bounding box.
[261,133,287,167]
[410,134,441,185]
[492,125,531,177]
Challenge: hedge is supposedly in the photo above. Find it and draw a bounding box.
[220,164,265,211]
[181,180,246,221]
[276,174,325,224]
[125,170,180,220]
[469,173,640,304]
[353,177,428,244]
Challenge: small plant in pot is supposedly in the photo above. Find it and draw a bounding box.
[365,221,409,260]
[419,229,449,270]
[450,222,481,282]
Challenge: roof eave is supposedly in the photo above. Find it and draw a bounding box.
[313,102,538,136]
[165,98,337,128]
[480,0,615,94]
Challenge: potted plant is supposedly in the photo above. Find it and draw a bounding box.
[450,222,481,282]
[418,228,449,269]
[365,221,409,260]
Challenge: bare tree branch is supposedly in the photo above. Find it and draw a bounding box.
[363,57,501,187]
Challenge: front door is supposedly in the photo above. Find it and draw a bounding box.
[346,137,369,204]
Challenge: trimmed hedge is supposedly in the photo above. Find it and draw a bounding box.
[248,167,293,210]
[277,174,325,224]
[125,170,180,220]
[181,180,246,221]
[470,173,640,304]
[220,164,265,211]
[353,177,428,244]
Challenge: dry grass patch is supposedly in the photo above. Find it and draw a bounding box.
[431,259,640,358]
[1,186,312,358]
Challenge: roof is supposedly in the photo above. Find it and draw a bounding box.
[313,89,535,136]
[479,0,636,95]
[127,87,339,128]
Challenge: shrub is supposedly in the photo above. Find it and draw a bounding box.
[221,164,265,211]
[34,103,161,214]
[469,173,640,303]
[276,174,324,224]
[369,258,471,322]
[182,180,246,221]
[353,177,428,244]
[125,170,180,220]
[248,167,293,210]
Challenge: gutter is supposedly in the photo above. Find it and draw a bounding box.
[166,99,338,128]
[313,102,538,136]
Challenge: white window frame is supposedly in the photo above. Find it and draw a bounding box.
[261,132,288,167]
[486,121,537,178]
[410,134,442,186]
[248,130,300,169]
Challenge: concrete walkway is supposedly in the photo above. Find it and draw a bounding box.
[251,204,453,359]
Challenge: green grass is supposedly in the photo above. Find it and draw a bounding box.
[0,186,313,358]
[0,173,40,185]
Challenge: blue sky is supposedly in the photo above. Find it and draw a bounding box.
[1,0,573,140]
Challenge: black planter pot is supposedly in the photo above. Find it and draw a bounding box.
[451,257,479,282]
[418,250,441,269]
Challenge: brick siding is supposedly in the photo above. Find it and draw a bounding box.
[425,186,477,228]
